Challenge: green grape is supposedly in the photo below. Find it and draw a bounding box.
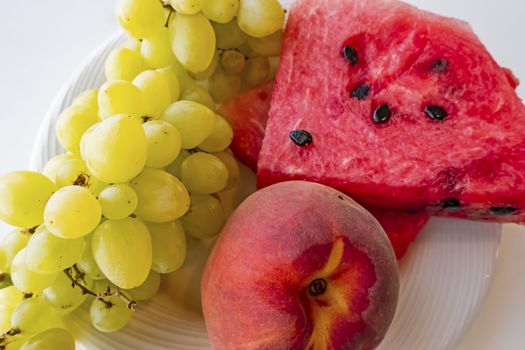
[220,50,246,75]
[146,221,186,273]
[143,120,182,168]
[157,62,194,95]
[181,153,229,194]
[6,339,26,350]
[98,184,138,220]
[237,0,284,38]
[56,104,99,154]
[169,0,203,15]
[0,286,24,308]
[0,229,31,272]
[116,0,165,39]
[165,149,192,178]
[0,304,14,333]
[90,296,133,333]
[185,233,200,252]
[244,30,283,57]
[0,171,57,228]
[77,234,105,280]
[42,153,76,181]
[141,28,177,69]
[155,66,182,102]
[199,115,233,152]
[169,13,216,73]
[11,249,58,294]
[209,67,241,103]
[180,85,216,110]
[122,36,142,54]
[97,80,147,120]
[105,47,145,82]
[242,56,271,87]
[92,218,152,289]
[72,89,99,109]
[161,101,215,149]
[130,169,190,223]
[190,50,219,81]
[44,186,101,239]
[20,328,75,350]
[25,226,84,274]
[203,0,239,23]
[125,270,160,301]
[133,70,171,119]
[80,114,147,183]
[43,272,92,315]
[181,194,225,238]
[54,158,106,196]
[213,20,247,50]
[214,149,240,190]
[11,298,60,335]
[91,279,116,296]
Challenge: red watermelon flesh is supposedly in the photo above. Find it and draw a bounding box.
[258,0,525,223]
[220,82,429,259]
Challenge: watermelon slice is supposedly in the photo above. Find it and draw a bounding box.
[220,83,429,259]
[257,0,525,223]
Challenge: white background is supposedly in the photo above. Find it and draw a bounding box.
[0,1,525,349]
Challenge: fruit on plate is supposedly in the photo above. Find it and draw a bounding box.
[257,0,525,223]
[220,82,429,259]
[202,181,399,349]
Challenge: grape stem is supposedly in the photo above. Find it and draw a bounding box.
[159,0,175,28]
[0,328,22,348]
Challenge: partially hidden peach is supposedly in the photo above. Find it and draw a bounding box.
[201,181,399,350]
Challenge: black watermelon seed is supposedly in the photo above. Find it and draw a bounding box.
[490,206,518,216]
[425,105,448,121]
[342,46,358,66]
[440,197,461,212]
[431,59,448,73]
[308,278,327,296]
[289,130,313,147]
[373,104,391,124]
[351,84,370,101]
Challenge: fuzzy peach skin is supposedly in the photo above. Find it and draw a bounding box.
[201,181,399,350]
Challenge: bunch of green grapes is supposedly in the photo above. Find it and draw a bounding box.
[0,0,283,347]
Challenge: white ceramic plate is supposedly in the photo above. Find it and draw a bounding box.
[29,1,504,348]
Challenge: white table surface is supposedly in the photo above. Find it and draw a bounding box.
[0,1,524,349]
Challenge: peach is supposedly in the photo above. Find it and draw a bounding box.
[201,181,399,350]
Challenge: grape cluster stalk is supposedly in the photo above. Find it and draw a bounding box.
[0,0,284,348]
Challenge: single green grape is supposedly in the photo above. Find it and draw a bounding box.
[213,20,247,50]
[220,50,246,75]
[191,50,220,81]
[11,298,60,336]
[116,0,165,39]
[169,13,216,73]
[199,115,233,152]
[54,158,106,196]
[180,152,229,194]
[0,304,14,333]
[105,47,145,82]
[180,85,216,110]
[0,171,57,228]
[130,169,190,223]
[214,149,241,190]
[44,186,101,239]
[25,226,85,274]
[0,228,31,272]
[237,0,285,38]
[0,286,24,309]
[56,103,99,154]
[5,339,26,350]
[157,61,193,96]
[161,100,215,149]
[43,271,92,315]
[182,194,226,238]
[244,30,283,57]
[146,221,186,274]
[165,149,192,179]
[155,66,182,103]
[203,0,239,23]
[122,36,142,54]
[143,120,182,168]
[209,67,241,103]
[77,234,105,280]
[242,56,271,87]
[97,80,147,120]
[141,28,177,69]
[185,233,201,252]
[72,89,99,109]
[169,0,203,15]
[133,70,171,119]
[92,217,152,289]
[10,249,58,294]
[90,296,133,333]
[98,184,138,220]
[80,114,147,184]
[42,153,76,182]
[20,328,75,350]
[125,270,160,301]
